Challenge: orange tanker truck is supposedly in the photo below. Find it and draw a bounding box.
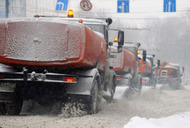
[0,11,125,115]
[139,54,157,87]
[156,62,183,89]
[110,42,147,95]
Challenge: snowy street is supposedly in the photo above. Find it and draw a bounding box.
[1,85,190,128]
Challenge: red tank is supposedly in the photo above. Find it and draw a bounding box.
[139,57,152,77]
[110,47,136,75]
[0,18,107,70]
[158,62,179,77]
[156,62,182,87]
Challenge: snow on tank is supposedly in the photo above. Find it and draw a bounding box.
[0,17,107,70]
[110,46,136,74]
[157,62,180,77]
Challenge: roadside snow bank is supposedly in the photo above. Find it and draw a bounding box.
[124,112,190,128]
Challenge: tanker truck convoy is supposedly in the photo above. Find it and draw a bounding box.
[110,42,146,96]
[0,10,125,115]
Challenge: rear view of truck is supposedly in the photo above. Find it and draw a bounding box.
[0,15,124,115]
[157,62,183,89]
[110,42,146,97]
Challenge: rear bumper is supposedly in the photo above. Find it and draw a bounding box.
[158,77,181,86]
[158,77,169,84]
[0,71,93,96]
[0,67,100,105]
[0,71,80,84]
[0,67,99,97]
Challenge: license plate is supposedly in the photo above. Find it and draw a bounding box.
[0,83,16,88]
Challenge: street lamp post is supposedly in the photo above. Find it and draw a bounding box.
[5,0,8,18]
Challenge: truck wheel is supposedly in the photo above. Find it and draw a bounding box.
[6,95,23,115]
[0,103,6,115]
[89,79,99,114]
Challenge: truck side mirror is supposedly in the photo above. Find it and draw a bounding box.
[118,31,124,46]
[157,60,160,69]
[143,50,147,64]
[137,43,141,48]
[106,18,112,26]
[182,66,185,73]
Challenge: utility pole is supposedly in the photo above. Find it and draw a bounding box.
[5,0,9,18]
[22,0,26,17]
[35,0,37,15]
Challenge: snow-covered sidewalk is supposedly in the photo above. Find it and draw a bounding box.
[124,111,190,128]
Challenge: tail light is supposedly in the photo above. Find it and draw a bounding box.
[63,77,77,82]
[116,77,120,80]
[142,79,145,82]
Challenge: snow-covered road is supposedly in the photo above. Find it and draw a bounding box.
[0,85,190,128]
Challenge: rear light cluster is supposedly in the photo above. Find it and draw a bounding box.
[116,77,120,80]
[142,79,146,82]
[63,77,77,82]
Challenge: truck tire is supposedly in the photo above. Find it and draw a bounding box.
[6,95,23,115]
[89,79,99,114]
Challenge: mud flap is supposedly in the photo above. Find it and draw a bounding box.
[125,73,142,98]
[106,70,115,103]
[100,70,116,103]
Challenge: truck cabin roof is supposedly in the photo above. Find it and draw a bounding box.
[33,16,109,26]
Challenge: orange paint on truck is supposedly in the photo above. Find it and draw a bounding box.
[139,58,152,77]
[0,19,107,70]
[110,47,136,75]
